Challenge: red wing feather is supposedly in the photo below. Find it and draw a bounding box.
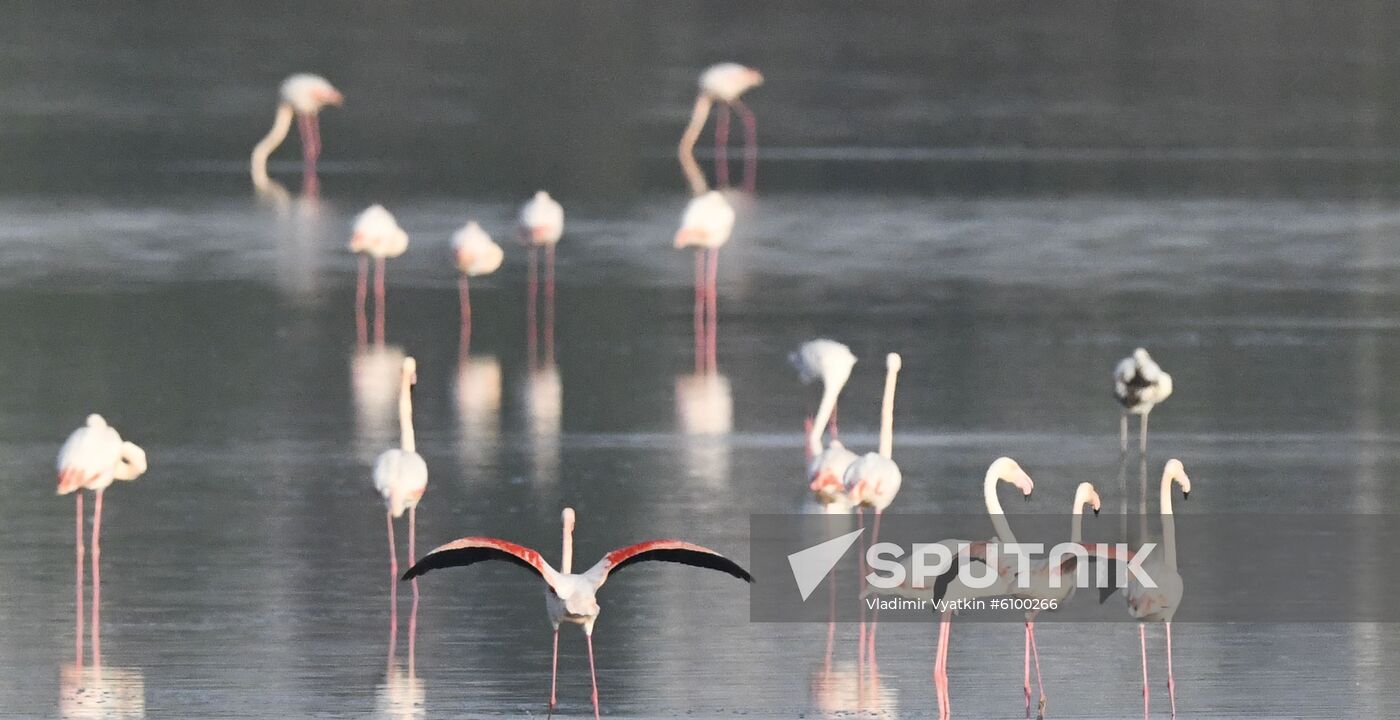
[590,539,753,585]
[401,537,557,588]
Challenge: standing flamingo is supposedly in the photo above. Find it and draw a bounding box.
[373,357,428,599]
[519,191,564,365]
[403,507,752,719]
[1104,459,1191,718]
[57,414,148,662]
[790,338,857,450]
[350,205,410,346]
[674,191,735,374]
[250,73,343,194]
[1114,347,1174,453]
[678,63,764,194]
[451,221,504,356]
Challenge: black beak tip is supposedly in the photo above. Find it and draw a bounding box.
[1182,491,1190,500]
[1093,508,1100,516]
[1024,494,1031,503]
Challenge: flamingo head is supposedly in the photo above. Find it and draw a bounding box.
[990,456,1034,500]
[1076,482,1101,515]
[1164,459,1191,499]
[562,507,576,533]
[402,357,418,386]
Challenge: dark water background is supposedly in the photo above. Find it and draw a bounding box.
[1,3,1399,718]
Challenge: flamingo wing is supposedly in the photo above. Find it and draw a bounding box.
[585,540,753,588]
[1083,544,1139,603]
[401,537,559,588]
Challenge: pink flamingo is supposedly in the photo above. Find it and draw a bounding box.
[678,64,764,194]
[403,507,752,719]
[519,191,564,366]
[451,221,504,356]
[1103,459,1191,718]
[57,414,147,663]
[250,73,343,195]
[674,191,735,373]
[349,205,410,346]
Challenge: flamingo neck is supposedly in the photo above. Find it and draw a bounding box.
[878,366,899,459]
[251,103,294,188]
[808,382,841,457]
[561,524,574,574]
[399,372,416,454]
[1160,471,1178,572]
[1070,492,1088,545]
[984,469,1017,545]
[677,95,714,196]
[114,442,146,481]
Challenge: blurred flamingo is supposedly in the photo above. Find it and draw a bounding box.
[1114,347,1174,453]
[250,73,343,195]
[678,63,764,193]
[451,221,504,356]
[674,191,735,373]
[373,356,428,631]
[519,191,564,365]
[350,205,409,346]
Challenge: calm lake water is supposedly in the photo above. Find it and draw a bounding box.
[3,3,1400,719]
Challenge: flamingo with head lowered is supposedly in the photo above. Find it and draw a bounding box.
[791,339,858,512]
[250,73,343,193]
[678,63,764,194]
[402,507,752,719]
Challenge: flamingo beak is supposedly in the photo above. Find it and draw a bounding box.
[1182,491,1190,500]
[1093,507,1100,516]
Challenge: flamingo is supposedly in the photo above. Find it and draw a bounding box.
[844,353,904,537]
[250,73,343,193]
[1005,481,1102,718]
[373,357,428,591]
[678,63,764,194]
[451,221,504,356]
[57,414,148,661]
[864,458,1033,720]
[1104,459,1191,718]
[519,191,564,365]
[674,191,735,374]
[350,205,410,346]
[402,507,752,719]
[790,338,857,450]
[1114,348,1174,453]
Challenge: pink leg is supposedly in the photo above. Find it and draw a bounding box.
[356,256,369,347]
[714,104,731,188]
[544,245,556,364]
[549,627,560,714]
[868,510,883,659]
[526,247,538,369]
[694,250,705,374]
[803,417,814,464]
[1030,620,1045,709]
[856,508,866,665]
[387,511,399,648]
[733,99,758,193]
[1166,621,1177,717]
[297,113,315,177]
[936,612,952,720]
[459,276,472,357]
[374,257,387,346]
[1024,622,1032,717]
[705,247,719,372]
[407,508,418,663]
[75,493,84,667]
[586,632,601,720]
[91,489,103,665]
[829,402,839,440]
[1140,623,1150,718]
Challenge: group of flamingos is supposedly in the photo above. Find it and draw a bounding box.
[54,62,1192,719]
[795,339,1184,719]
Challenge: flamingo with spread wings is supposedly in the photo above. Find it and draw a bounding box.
[403,507,752,719]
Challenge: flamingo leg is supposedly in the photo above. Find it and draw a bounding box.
[544,244,556,364]
[90,488,103,665]
[408,507,418,669]
[1140,623,1150,718]
[868,510,882,659]
[586,631,601,720]
[1140,411,1150,453]
[459,275,472,357]
[526,246,539,369]
[1024,621,1032,718]
[374,257,387,346]
[75,492,84,667]
[1029,620,1046,714]
[856,508,866,666]
[694,250,705,374]
[1166,621,1177,717]
[386,511,398,580]
[936,611,952,720]
[705,246,719,372]
[829,401,839,440]
[356,255,369,347]
[714,103,731,188]
[732,99,758,193]
[549,627,560,713]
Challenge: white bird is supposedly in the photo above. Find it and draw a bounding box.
[57,414,147,657]
[1114,347,1174,453]
[519,191,564,366]
[867,457,1034,720]
[790,340,858,511]
[403,507,752,719]
[373,357,428,586]
[250,73,343,192]
[844,353,904,529]
[451,221,504,356]
[678,63,765,194]
[1104,459,1191,718]
[675,191,736,374]
[350,205,410,346]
